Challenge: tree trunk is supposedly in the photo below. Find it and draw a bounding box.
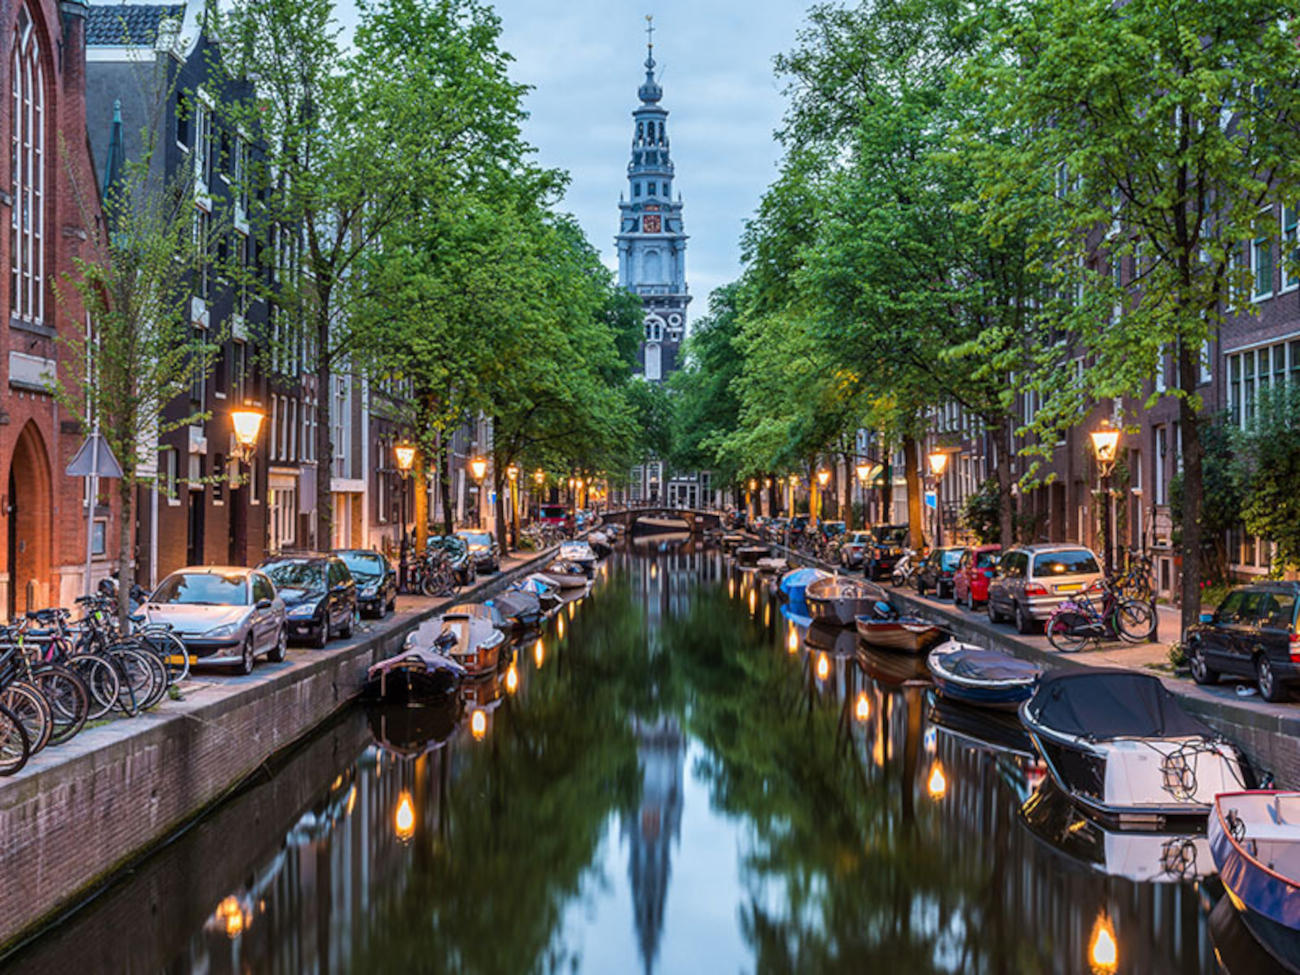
[879,436,893,526]
[314,307,333,550]
[903,434,924,549]
[117,473,134,629]
[1177,342,1204,636]
[841,450,853,528]
[493,470,507,554]
[413,451,429,553]
[996,416,1015,549]
[438,438,454,537]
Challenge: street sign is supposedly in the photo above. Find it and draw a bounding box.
[66,432,123,479]
[924,490,937,509]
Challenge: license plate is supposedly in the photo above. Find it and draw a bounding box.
[1057,583,1083,592]
[165,654,197,666]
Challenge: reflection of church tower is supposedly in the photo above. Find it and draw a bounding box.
[615,17,690,384]
[621,714,685,975]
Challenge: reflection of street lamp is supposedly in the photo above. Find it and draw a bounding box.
[928,450,949,547]
[230,408,265,486]
[469,456,487,528]
[394,790,415,843]
[395,443,416,589]
[1088,912,1118,975]
[1090,419,1122,576]
[927,761,948,800]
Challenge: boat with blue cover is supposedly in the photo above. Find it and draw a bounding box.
[779,567,831,602]
[927,640,1042,710]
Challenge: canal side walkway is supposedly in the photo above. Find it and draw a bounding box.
[0,541,565,953]
[769,543,1300,788]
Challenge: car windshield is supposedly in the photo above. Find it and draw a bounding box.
[153,572,248,606]
[1032,550,1100,576]
[849,533,872,544]
[976,551,999,569]
[823,522,845,536]
[341,552,384,579]
[540,506,566,520]
[264,561,326,590]
[876,527,907,545]
[939,550,963,569]
[431,537,467,556]
[460,532,492,547]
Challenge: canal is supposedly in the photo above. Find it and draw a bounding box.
[5,542,1277,973]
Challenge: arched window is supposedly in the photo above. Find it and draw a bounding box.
[643,249,662,282]
[644,315,664,342]
[645,342,661,381]
[11,4,44,325]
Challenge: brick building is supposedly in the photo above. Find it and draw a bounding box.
[0,0,116,616]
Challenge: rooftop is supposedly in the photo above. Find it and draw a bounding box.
[86,3,185,47]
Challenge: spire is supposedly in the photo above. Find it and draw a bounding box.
[101,99,124,202]
[638,14,662,104]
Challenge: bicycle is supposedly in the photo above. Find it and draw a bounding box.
[0,618,89,746]
[1113,549,1154,601]
[1045,579,1156,653]
[0,701,30,775]
[24,607,122,720]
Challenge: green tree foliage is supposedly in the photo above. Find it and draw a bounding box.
[1232,386,1300,575]
[668,284,744,479]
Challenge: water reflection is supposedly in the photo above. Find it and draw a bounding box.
[7,546,1253,973]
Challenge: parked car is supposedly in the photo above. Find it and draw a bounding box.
[914,547,964,599]
[839,531,874,569]
[952,545,1001,609]
[259,553,357,648]
[1185,582,1300,702]
[429,535,476,586]
[986,545,1103,634]
[145,566,286,674]
[866,524,910,580]
[338,549,397,618]
[789,515,809,540]
[538,504,568,528]
[819,520,847,540]
[455,529,501,574]
[766,517,790,541]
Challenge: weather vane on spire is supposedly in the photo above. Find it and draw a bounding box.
[645,14,655,54]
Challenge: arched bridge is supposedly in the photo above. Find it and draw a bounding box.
[601,507,724,535]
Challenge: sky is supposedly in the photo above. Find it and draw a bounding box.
[340,0,813,317]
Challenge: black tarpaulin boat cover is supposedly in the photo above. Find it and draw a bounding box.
[941,647,1041,683]
[1027,669,1214,740]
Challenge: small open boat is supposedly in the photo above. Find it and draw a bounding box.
[806,576,883,627]
[855,614,945,653]
[541,560,590,589]
[779,567,831,603]
[587,531,613,558]
[735,545,769,567]
[756,556,788,573]
[559,541,598,573]
[445,602,507,630]
[721,532,747,550]
[1210,791,1300,971]
[363,632,465,705]
[1022,670,1248,829]
[927,640,1041,710]
[410,611,507,680]
[515,574,561,611]
[487,589,543,629]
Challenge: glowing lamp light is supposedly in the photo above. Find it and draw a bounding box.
[216,896,246,940]
[764,477,771,488]
[787,627,799,654]
[470,709,487,740]
[816,652,830,681]
[788,474,799,486]
[748,478,757,492]
[1089,914,1119,975]
[505,664,519,694]
[394,791,415,843]
[855,691,870,722]
[534,469,545,486]
[928,451,949,478]
[534,638,545,668]
[816,469,831,487]
[748,589,757,616]
[230,408,265,461]
[394,443,416,474]
[1090,419,1121,471]
[469,457,488,482]
[506,464,519,481]
[927,762,948,800]
[856,462,871,482]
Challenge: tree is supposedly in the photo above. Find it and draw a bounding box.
[1170,415,1240,581]
[1232,386,1300,575]
[973,0,1300,632]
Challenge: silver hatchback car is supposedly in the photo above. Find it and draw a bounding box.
[145,567,288,674]
[986,545,1103,634]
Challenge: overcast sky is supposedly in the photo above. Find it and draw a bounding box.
[340,0,811,316]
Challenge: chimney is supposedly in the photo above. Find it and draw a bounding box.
[60,0,89,96]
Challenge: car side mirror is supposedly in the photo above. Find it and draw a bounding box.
[256,598,272,610]
[1199,612,1215,624]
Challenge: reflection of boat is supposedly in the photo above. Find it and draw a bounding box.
[805,620,858,656]
[855,616,945,653]
[806,576,883,627]
[461,670,505,710]
[780,602,813,630]
[1210,791,1300,972]
[857,646,931,687]
[1020,778,1213,882]
[1210,891,1296,975]
[541,560,589,589]
[927,693,1035,758]
[365,699,460,757]
[735,545,769,567]
[721,532,747,550]
[1021,670,1248,829]
[927,640,1041,710]
[363,635,465,704]
[779,567,831,602]
[412,611,507,680]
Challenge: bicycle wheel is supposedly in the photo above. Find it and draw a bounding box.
[31,664,88,745]
[67,653,120,720]
[0,702,30,775]
[1114,598,1156,644]
[107,647,153,716]
[140,628,190,685]
[2,682,52,754]
[126,644,168,710]
[1046,612,1091,653]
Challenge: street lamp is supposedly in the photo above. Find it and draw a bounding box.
[928,450,949,548]
[1090,419,1122,576]
[506,464,519,550]
[533,469,544,522]
[395,443,416,590]
[469,456,487,528]
[815,468,831,527]
[229,408,265,486]
[747,478,756,522]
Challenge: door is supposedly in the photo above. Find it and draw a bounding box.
[1218,589,1267,676]
[187,491,205,566]
[252,574,276,651]
[1201,589,1244,669]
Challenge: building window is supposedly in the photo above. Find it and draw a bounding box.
[11,5,45,327]
[1253,212,1275,300]
[1154,426,1167,505]
[193,208,211,301]
[232,340,247,404]
[1283,204,1300,292]
[270,396,279,462]
[633,182,641,198]
[212,454,225,504]
[647,182,657,196]
[164,448,179,505]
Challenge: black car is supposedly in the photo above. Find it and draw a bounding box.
[866,525,909,580]
[789,515,809,539]
[915,547,964,599]
[259,553,357,648]
[1186,581,1300,702]
[428,535,476,587]
[455,529,501,574]
[338,549,397,618]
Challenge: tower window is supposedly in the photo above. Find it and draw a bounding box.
[637,122,644,142]
[648,182,657,196]
[634,182,641,197]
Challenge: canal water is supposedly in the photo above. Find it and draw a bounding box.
[6,542,1280,974]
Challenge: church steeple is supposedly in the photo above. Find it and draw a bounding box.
[616,16,690,383]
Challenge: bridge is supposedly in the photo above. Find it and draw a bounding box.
[600,507,725,535]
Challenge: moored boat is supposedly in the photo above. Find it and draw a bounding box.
[363,632,465,705]
[779,566,831,603]
[1021,669,1248,829]
[411,611,507,680]
[735,545,769,567]
[541,560,590,589]
[855,614,945,653]
[587,531,613,557]
[927,640,1041,710]
[1209,791,1300,971]
[515,574,561,611]
[806,576,884,627]
[487,589,543,629]
[756,556,788,573]
[559,540,598,573]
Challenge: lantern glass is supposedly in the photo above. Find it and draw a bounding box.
[394,444,416,473]
[469,457,488,481]
[1090,422,1121,466]
[230,409,265,451]
[928,451,949,478]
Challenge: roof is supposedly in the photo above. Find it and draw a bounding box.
[86,4,185,47]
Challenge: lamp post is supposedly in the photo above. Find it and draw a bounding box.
[533,469,544,521]
[927,450,949,548]
[815,468,831,528]
[747,478,756,523]
[394,443,416,590]
[506,464,519,550]
[856,461,871,531]
[229,408,265,486]
[469,456,487,529]
[1089,419,1122,577]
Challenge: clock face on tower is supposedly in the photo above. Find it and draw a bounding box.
[643,214,662,234]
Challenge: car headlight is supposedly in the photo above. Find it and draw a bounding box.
[204,621,244,639]
[360,584,378,597]
[288,601,320,619]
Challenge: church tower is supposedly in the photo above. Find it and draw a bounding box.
[616,17,690,383]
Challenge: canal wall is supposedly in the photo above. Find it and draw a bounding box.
[769,544,1300,787]
[0,545,559,953]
